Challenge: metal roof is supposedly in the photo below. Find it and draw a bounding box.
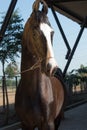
[45,0,87,26]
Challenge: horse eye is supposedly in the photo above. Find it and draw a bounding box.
[33,29,39,39]
[33,30,36,37]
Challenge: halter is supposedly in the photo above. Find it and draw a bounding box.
[18,56,54,75]
[20,57,42,74]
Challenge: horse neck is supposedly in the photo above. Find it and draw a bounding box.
[21,46,41,79]
[20,47,43,96]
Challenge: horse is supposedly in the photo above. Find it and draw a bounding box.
[15,0,65,129]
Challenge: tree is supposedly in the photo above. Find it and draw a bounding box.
[5,62,19,78]
[65,65,87,95]
[75,65,87,92]
[0,9,23,76]
[0,9,23,112]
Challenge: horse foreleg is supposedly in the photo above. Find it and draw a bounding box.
[40,122,54,130]
[54,112,62,130]
[48,122,55,130]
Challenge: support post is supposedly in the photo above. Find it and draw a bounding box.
[0,0,18,42]
[51,6,71,59]
[63,17,87,77]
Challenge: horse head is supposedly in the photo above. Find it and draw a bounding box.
[22,0,58,76]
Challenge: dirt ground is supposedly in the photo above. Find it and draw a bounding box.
[0,89,19,127]
[0,89,16,106]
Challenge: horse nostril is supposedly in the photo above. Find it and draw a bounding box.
[46,58,58,76]
[46,63,51,74]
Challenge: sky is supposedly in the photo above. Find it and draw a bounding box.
[0,0,87,75]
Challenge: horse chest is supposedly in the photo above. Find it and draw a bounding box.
[40,74,54,104]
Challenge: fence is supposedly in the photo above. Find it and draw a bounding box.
[65,79,87,105]
[0,76,20,127]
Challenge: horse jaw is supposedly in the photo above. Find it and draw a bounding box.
[40,23,58,76]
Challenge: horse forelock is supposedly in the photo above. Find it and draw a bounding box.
[30,11,50,27]
[32,0,48,15]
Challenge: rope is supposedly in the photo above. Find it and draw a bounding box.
[17,57,54,75]
[19,58,42,74]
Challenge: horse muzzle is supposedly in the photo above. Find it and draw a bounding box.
[46,58,58,76]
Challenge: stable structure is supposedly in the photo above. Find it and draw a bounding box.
[0,0,87,77]
[44,0,87,77]
[45,0,87,25]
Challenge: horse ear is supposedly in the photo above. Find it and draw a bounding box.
[41,0,48,14]
[32,0,40,12]
[32,0,48,14]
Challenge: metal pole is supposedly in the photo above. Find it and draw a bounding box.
[51,6,71,59]
[63,17,87,77]
[0,0,18,42]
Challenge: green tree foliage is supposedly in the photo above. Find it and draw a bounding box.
[0,9,23,76]
[65,64,87,86]
[5,62,19,78]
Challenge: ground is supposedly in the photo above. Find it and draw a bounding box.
[0,89,19,127]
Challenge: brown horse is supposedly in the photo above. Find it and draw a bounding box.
[15,0,65,129]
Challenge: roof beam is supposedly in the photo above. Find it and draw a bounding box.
[0,0,18,43]
[53,3,83,24]
[49,0,87,3]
